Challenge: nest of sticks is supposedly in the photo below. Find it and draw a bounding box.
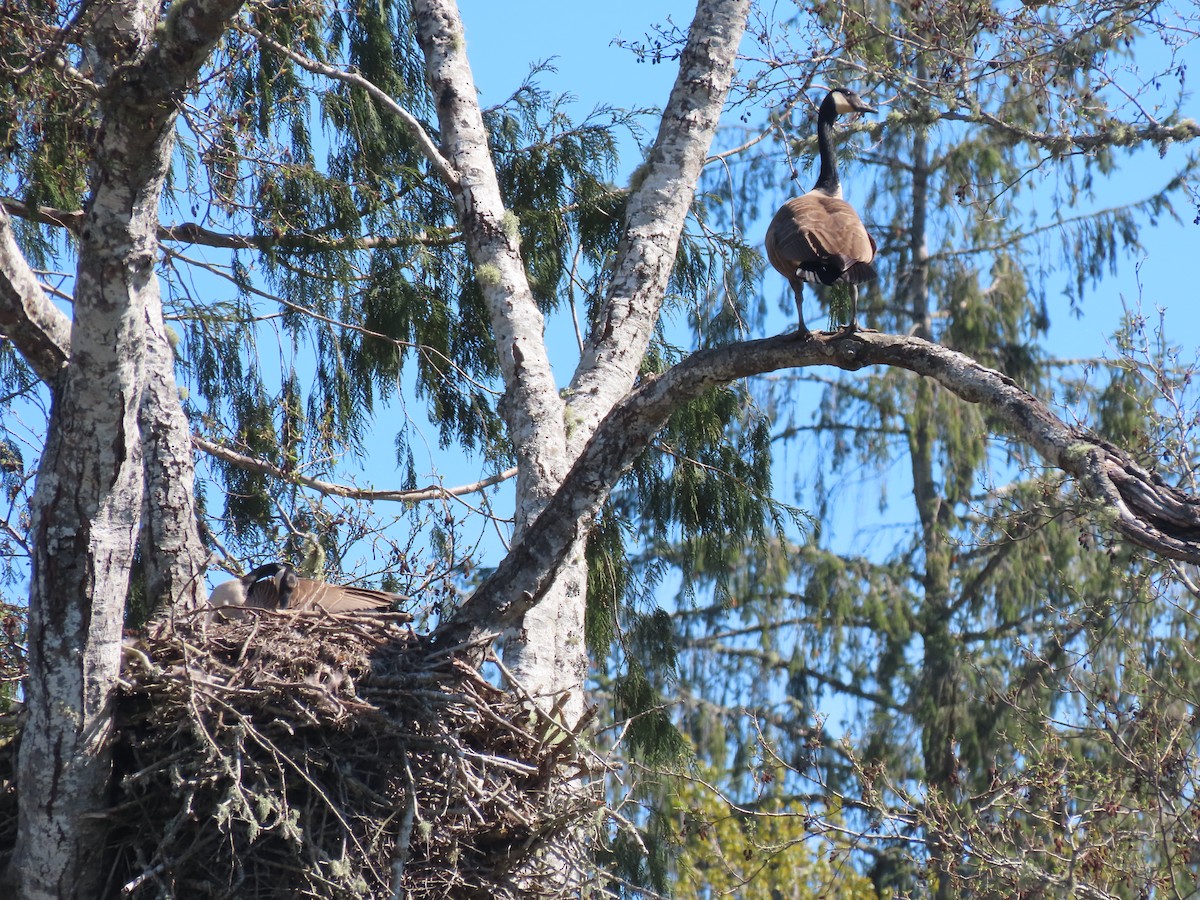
[1,610,600,898]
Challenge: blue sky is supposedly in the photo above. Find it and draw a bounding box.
[459,1,1197,360]
[6,3,1195,603]
[457,0,1200,435]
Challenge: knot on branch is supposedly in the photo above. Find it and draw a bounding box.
[1105,455,1200,544]
[824,330,870,368]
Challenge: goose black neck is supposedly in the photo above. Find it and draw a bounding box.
[245,562,285,582]
[812,94,841,197]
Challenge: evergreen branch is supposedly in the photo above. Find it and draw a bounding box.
[235,21,461,192]
[651,439,780,507]
[696,642,905,713]
[939,110,1200,155]
[921,185,1185,263]
[958,605,1053,646]
[678,615,819,644]
[157,220,461,252]
[771,422,906,442]
[1,197,463,254]
[953,506,1071,623]
[193,434,516,504]
[443,330,1200,649]
[163,247,503,397]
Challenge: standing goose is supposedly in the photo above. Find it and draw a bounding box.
[208,562,407,614]
[765,88,878,336]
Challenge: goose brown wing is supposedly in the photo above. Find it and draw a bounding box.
[292,578,405,612]
[767,195,876,285]
[765,196,822,277]
[244,577,284,610]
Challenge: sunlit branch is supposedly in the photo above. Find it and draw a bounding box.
[445,330,1200,648]
[0,203,70,382]
[194,434,516,504]
[940,110,1200,154]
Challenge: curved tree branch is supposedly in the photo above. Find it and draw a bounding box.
[441,330,1200,647]
[0,204,71,382]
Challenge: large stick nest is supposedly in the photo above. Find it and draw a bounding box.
[1,611,601,898]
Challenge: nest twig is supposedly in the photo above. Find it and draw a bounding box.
[2,610,603,898]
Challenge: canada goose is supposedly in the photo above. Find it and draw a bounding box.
[765,88,878,336]
[207,562,407,613]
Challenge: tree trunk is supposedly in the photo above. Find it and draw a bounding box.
[414,0,748,727]
[904,113,960,900]
[139,305,209,620]
[427,2,750,713]
[7,0,246,894]
[411,0,582,722]
[12,147,158,900]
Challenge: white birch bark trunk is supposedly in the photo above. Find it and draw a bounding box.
[423,1,751,703]
[566,0,751,452]
[139,306,209,617]
[5,0,245,894]
[0,216,208,622]
[414,0,748,726]
[412,0,590,721]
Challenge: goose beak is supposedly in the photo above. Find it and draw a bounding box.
[851,97,877,115]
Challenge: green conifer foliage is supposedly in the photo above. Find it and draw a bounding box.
[596,0,1200,894]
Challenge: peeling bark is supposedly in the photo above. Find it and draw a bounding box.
[412,0,750,725]
[6,0,247,895]
[139,303,209,616]
[0,206,70,382]
[566,0,751,450]
[411,0,585,722]
[444,331,1200,647]
[0,212,210,618]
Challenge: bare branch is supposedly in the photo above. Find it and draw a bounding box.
[2,196,462,253]
[194,435,515,504]
[939,109,1200,155]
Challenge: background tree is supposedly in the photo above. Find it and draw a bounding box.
[0,0,1198,897]
[610,0,1200,896]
